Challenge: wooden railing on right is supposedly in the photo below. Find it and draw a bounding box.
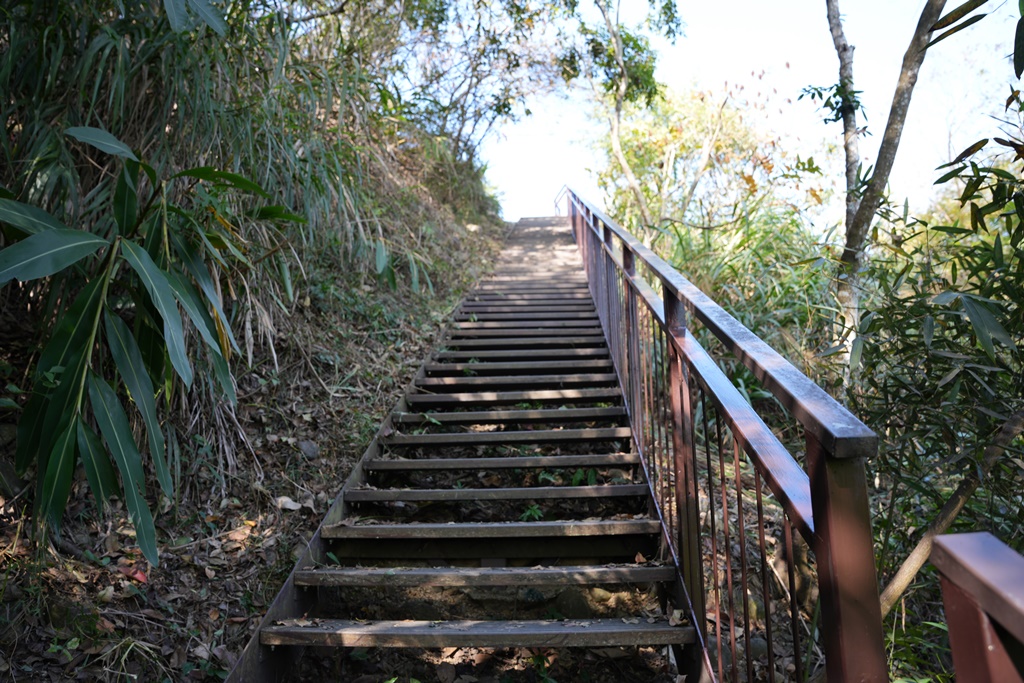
[565,188,888,682]
[931,532,1024,683]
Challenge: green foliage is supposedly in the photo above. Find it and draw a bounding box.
[0,130,275,564]
[0,0,507,562]
[519,503,544,521]
[800,81,864,125]
[585,25,661,107]
[851,114,1023,678]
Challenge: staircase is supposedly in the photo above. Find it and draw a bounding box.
[228,217,695,681]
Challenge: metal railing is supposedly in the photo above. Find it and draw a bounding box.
[931,532,1024,682]
[565,189,887,682]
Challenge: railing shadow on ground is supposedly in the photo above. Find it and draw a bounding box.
[931,532,1024,683]
[563,188,888,683]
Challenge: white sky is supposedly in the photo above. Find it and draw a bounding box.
[481,1,1018,223]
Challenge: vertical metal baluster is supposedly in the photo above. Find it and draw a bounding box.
[754,470,777,683]
[701,390,724,682]
[785,521,803,683]
[716,415,737,683]
[732,440,754,683]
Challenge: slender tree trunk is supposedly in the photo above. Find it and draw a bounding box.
[676,97,728,224]
[824,0,946,371]
[878,409,1024,618]
[596,0,655,232]
[825,0,862,348]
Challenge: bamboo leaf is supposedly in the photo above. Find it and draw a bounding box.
[932,0,988,30]
[934,165,966,183]
[163,0,188,32]
[251,205,306,223]
[18,278,105,475]
[961,296,1016,361]
[926,13,987,48]
[113,163,139,235]
[77,421,118,512]
[87,373,159,566]
[278,255,294,303]
[211,351,237,405]
[170,233,239,354]
[408,253,420,293]
[0,199,68,236]
[164,268,221,355]
[186,0,227,36]
[65,127,138,161]
[0,229,108,285]
[1017,18,1024,78]
[951,139,988,164]
[39,420,78,530]
[121,240,193,388]
[172,167,269,197]
[104,312,171,496]
[375,239,387,274]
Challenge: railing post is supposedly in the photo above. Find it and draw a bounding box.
[621,245,640,427]
[939,578,1023,683]
[663,284,706,645]
[932,533,1024,683]
[805,432,887,682]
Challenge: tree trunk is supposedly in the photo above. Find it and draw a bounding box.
[596,0,655,232]
[824,0,946,374]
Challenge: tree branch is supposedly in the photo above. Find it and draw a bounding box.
[289,1,350,25]
[878,408,1024,619]
[596,0,655,230]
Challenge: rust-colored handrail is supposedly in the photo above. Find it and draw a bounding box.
[932,532,1024,682]
[565,188,888,682]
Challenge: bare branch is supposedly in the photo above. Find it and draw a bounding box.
[290,1,350,25]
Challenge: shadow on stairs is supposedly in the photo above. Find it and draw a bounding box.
[227,216,696,682]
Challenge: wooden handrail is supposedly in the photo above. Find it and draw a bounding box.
[565,187,888,683]
[567,189,876,459]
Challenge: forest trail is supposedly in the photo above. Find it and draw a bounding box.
[229,217,695,681]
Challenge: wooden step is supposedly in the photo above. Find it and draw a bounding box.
[458,304,596,313]
[322,518,659,539]
[414,374,619,391]
[424,360,613,376]
[293,564,676,587]
[404,388,622,409]
[442,336,607,349]
[365,452,640,471]
[467,294,593,302]
[455,311,597,321]
[344,484,648,503]
[384,427,632,447]
[475,284,590,292]
[455,319,599,329]
[261,617,696,648]
[393,406,625,425]
[434,348,609,361]
[449,327,605,338]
